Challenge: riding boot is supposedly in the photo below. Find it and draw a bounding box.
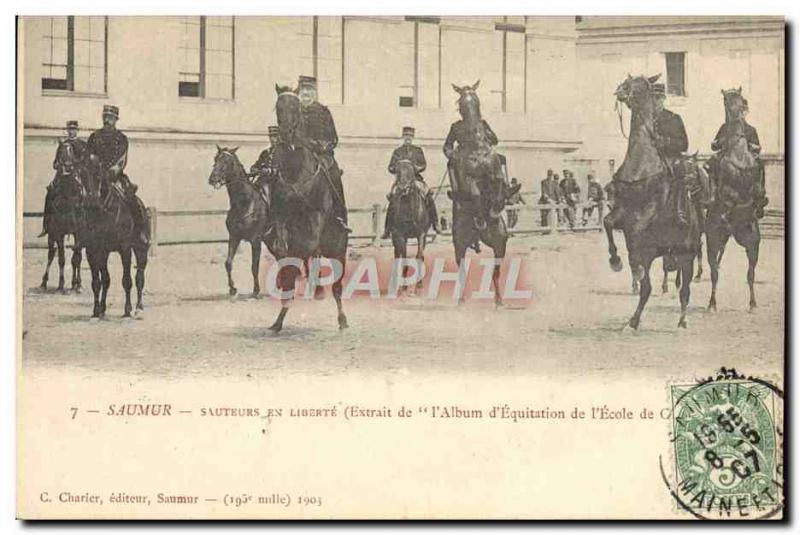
[381,203,393,240]
[39,188,54,237]
[676,182,689,227]
[427,194,441,233]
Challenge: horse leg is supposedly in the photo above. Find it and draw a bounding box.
[603,208,623,272]
[40,236,56,289]
[250,240,261,298]
[661,259,669,294]
[133,244,148,316]
[628,258,653,330]
[56,236,66,292]
[99,252,111,317]
[307,257,325,300]
[333,254,348,330]
[678,258,693,328]
[225,236,240,297]
[415,234,426,292]
[706,229,729,312]
[71,246,82,293]
[694,237,704,280]
[269,264,297,332]
[489,222,507,307]
[746,234,760,312]
[393,235,408,295]
[120,248,133,318]
[87,249,102,319]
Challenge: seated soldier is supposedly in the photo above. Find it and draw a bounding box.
[708,94,768,219]
[381,126,441,239]
[249,125,285,249]
[39,120,88,237]
[651,83,689,226]
[296,75,351,233]
[87,105,149,244]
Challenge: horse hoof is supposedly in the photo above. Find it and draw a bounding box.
[133,309,145,320]
[89,316,100,323]
[748,303,757,313]
[609,256,623,272]
[495,300,504,309]
[251,292,261,300]
[73,287,82,294]
[268,323,282,333]
[122,314,133,322]
[707,302,717,312]
[338,317,349,330]
[678,319,687,329]
[229,287,238,297]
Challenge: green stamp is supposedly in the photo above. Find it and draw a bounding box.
[661,368,784,519]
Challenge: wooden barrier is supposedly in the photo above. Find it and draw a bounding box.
[21,201,785,250]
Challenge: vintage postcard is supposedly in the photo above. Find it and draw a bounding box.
[16,15,785,519]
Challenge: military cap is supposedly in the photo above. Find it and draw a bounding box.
[650,83,666,97]
[298,75,317,89]
[66,120,79,129]
[268,125,280,135]
[102,104,119,118]
[402,126,415,136]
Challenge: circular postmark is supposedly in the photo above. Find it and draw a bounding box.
[659,367,784,520]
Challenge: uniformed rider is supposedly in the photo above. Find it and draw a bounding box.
[381,126,441,239]
[296,75,350,233]
[87,105,149,243]
[39,120,88,236]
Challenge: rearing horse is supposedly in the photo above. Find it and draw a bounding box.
[603,74,702,329]
[268,84,348,332]
[449,81,507,306]
[705,89,762,312]
[39,139,85,293]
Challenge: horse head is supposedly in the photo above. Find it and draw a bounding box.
[722,87,747,122]
[394,159,417,192]
[452,80,482,128]
[615,73,660,114]
[81,153,106,201]
[208,145,243,189]
[274,84,302,146]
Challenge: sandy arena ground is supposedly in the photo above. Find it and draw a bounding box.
[20,232,784,382]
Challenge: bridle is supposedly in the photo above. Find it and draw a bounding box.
[210,151,251,189]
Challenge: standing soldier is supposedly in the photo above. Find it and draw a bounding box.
[582,172,605,226]
[87,105,149,244]
[538,169,559,227]
[506,177,525,229]
[560,170,580,230]
[39,120,88,237]
[381,126,440,239]
[296,75,350,232]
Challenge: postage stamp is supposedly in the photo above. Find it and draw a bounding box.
[661,367,784,520]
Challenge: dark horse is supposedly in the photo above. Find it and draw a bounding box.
[389,159,431,294]
[268,84,349,332]
[449,81,507,306]
[603,74,702,329]
[81,155,150,319]
[659,153,710,294]
[706,89,762,312]
[40,140,85,293]
[208,146,271,298]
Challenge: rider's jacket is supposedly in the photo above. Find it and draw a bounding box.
[654,109,688,159]
[388,144,426,179]
[299,102,338,156]
[88,126,128,175]
[711,121,761,154]
[442,119,498,158]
